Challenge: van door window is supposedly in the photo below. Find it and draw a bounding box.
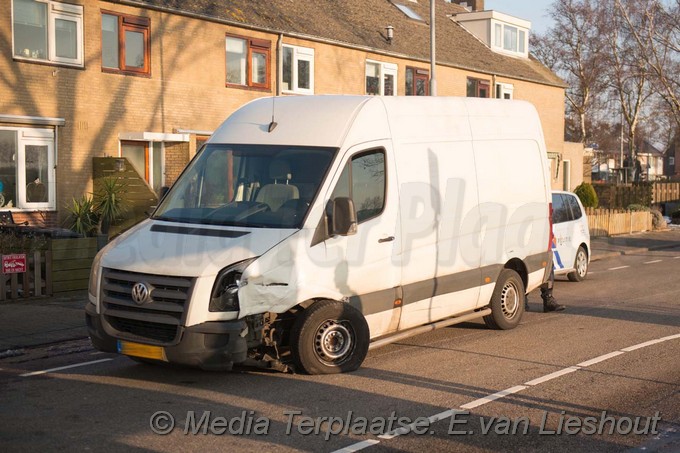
[331,150,386,223]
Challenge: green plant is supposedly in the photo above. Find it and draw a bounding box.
[93,177,128,235]
[626,204,648,212]
[64,196,99,236]
[574,182,599,208]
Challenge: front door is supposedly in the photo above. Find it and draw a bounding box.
[121,141,164,194]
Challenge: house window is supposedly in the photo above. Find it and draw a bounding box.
[495,82,514,99]
[226,35,271,89]
[366,61,397,96]
[670,156,675,166]
[467,78,490,98]
[405,67,429,96]
[101,12,151,75]
[492,21,528,57]
[282,44,314,94]
[12,0,83,66]
[0,127,56,210]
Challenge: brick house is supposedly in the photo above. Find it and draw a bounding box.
[0,0,567,226]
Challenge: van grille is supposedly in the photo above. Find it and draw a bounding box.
[101,268,194,345]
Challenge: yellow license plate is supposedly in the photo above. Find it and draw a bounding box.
[117,340,167,361]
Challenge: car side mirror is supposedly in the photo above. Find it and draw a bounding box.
[331,197,357,236]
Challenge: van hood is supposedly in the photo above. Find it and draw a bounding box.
[100,220,297,277]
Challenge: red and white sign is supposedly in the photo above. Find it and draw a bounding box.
[2,254,27,274]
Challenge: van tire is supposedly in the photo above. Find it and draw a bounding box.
[290,300,369,375]
[567,246,588,282]
[484,269,525,330]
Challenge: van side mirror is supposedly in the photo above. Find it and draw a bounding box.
[331,197,358,236]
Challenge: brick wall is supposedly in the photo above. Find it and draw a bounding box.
[1,0,566,225]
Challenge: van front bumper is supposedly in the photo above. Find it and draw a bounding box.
[85,303,248,370]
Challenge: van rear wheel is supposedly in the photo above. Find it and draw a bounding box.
[484,269,525,330]
[291,300,369,375]
[567,246,588,282]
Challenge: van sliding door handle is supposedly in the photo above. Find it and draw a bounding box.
[378,236,395,243]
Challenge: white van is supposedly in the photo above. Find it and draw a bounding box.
[551,190,590,281]
[86,96,553,374]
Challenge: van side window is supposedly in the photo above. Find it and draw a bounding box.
[565,194,583,220]
[331,150,386,223]
[552,193,569,224]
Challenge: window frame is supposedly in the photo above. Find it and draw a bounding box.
[467,77,491,98]
[405,67,429,96]
[495,82,514,100]
[12,0,84,67]
[330,149,387,224]
[491,20,529,57]
[282,44,315,95]
[225,34,271,90]
[365,60,398,96]
[101,11,151,76]
[0,126,56,210]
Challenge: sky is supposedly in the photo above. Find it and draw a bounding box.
[484,0,555,35]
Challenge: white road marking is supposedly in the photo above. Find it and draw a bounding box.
[577,351,625,367]
[609,265,630,271]
[20,358,114,377]
[333,333,680,452]
[524,366,579,386]
[644,260,663,264]
[332,440,381,452]
[674,256,680,259]
[460,385,527,410]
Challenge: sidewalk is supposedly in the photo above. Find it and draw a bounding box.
[2,228,680,353]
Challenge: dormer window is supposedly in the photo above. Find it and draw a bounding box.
[493,22,527,55]
[453,10,530,58]
[392,2,424,22]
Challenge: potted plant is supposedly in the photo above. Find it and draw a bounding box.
[64,196,99,237]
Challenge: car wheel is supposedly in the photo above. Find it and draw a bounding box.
[567,246,588,282]
[291,300,369,375]
[484,269,525,330]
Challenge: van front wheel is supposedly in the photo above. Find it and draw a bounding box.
[484,269,525,330]
[291,300,369,375]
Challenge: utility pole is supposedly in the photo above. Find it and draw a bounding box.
[430,0,437,96]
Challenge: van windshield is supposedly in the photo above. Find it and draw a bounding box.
[153,144,337,228]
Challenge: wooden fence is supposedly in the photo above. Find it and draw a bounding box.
[50,237,97,294]
[652,182,680,204]
[586,208,653,237]
[1,251,51,301]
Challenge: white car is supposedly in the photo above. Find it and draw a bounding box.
[552,190,591,281]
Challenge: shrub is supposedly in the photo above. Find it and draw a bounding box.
[574,182,599,208]
[626,204,648,212]
[650,208,666,230]
[64,196,98,236]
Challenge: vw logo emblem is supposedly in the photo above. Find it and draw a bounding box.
[131,282,150,305]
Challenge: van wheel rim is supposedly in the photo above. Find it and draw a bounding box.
[501,283,519,318]
[314,320,354,364]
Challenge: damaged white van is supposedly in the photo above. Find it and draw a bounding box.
[86,96,553,374]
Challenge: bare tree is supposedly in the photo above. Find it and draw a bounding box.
[600,0,655,161]
[615,0,680,129]
[532,0,608,144]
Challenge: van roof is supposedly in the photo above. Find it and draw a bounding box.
[209,95,542,148]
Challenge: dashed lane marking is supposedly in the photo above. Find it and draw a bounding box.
[608,265,630,271]
[644,260,663,264]
[20,358,114,377]
[333,333,680,452]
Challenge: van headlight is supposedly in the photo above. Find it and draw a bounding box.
[88,250,104,304]
[209,258,257,312]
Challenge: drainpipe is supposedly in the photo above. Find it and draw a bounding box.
[430,0,437,96]
[277,34,283,96]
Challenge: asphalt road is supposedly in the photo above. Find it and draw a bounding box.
[1,249,679,452]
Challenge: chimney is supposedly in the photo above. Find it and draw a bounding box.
[451,0,485,11]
